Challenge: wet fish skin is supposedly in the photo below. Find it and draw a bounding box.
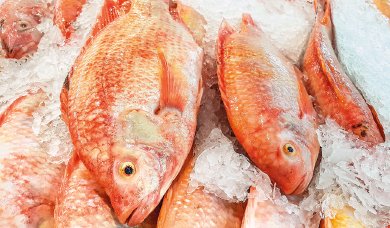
[61,0,203,226]
[54,152,159,228]
[157,150,246,228]
[216,14,320,195]
[54,0,88,40]
[373,0,390,20]
[0,90,65,227]
[302,0,384,145]
[0,0,48,59]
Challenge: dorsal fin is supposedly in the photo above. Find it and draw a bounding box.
[368,104,386,141]
[0,95,28,128]
[293,65,316,119]
[241,13,256,30]
[87,0,132,45]
[217,19,235,101]
[157,50,186,113]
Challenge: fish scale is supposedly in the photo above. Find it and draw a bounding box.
[62,0,203,225]
[0,91,65,227]
[217,14,319,195]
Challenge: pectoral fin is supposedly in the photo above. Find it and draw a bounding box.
[158,50,186,114]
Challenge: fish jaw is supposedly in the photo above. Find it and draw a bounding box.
[108,145,166,226]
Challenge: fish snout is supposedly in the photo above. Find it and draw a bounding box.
[290,171,313,195]
[110,146,163,226]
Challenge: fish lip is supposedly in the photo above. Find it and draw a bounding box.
[118,202,142,225]
[6,42,38,59]
[289,173,310,195]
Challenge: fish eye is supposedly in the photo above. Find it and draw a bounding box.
[120,162,136,177]
[17,21,30,31]
[283,143,296,155]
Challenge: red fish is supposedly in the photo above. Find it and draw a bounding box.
[60,0,204,225]
[302,0,384,145]
[54,0,88,40]
[373,0,390,19]
[0,90,65,227]
[54,152,160,228]
[0,0,49,59]
[157,150,246,228]
[216,14,320,195]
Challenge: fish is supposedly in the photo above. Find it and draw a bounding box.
[157,149,246,228]
[60,0,204,226]
[319,206,365,228]
[0,90,66,227]
[302,0,385,145]
[54,152,160,228]
[216,14,320,195]
[0,0,49,59]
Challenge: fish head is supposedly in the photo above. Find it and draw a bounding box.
[107,110,178,226]
[110,145,164,226]
[0,7,45,59]
[269,120,319,195]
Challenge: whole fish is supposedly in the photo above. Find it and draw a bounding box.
[157,150,246,228]
[54,152,160,228]
[302,0,384,145]
[60,0,204,226]
[216,14,320,195]
[319,206,365,228]
[0,0,49,59]
[0,90,65,227]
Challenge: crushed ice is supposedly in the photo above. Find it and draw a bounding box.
[0,0,104,162]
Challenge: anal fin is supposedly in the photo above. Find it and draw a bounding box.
[158,50,186,114]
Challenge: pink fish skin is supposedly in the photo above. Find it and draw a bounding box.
[54,152,160,228]
[217,14,320,195]
[0,0,49,59]
[0,90,65,227]
[157,150,246,228]
[302,0,384,145]
[60,0,204,226]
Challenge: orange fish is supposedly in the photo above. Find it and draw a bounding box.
[60,0,204,226]
[0,0,49,59]
[157,150,246,228]
[216,14,320,195]
[54,152,160,228]
[302,0,384,145]
[0,90,65,227]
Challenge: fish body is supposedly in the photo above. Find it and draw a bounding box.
[0,90,65,227]
[216,14,320,195]
[242,187,304,228]
[302,0,384,145]
[54,152,159,228]
[0,0,48,59]
[157,151,245,228]
[61,0,203,225]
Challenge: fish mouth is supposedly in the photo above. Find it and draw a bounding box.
[118,194,156,226]
[290,173,311,195]
[6,42,38,59]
